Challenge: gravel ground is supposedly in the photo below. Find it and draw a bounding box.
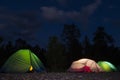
[0,72,120,80]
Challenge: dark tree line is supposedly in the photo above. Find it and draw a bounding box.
[0,24,120,72]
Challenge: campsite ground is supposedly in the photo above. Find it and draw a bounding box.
[0,72,120,80]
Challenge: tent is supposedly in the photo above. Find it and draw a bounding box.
[67,58,103,72]
[1,49,45,73]
[97,61,117,72]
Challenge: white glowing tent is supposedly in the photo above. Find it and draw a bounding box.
[68,58,103,72]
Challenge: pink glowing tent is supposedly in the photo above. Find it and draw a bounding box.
[67,58,103,72]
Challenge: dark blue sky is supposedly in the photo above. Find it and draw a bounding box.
[0,0,120,48]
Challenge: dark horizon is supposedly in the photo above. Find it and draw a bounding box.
[0,25,120,49]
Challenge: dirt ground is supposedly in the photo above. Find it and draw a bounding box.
[0,72,120,80]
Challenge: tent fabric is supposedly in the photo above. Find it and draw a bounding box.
[97,61,117,72]
[68,58,103,72]
[83,66,91,72]
[68,65,92,72]
[1,49,45,73]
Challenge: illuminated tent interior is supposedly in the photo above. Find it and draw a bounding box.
[68,58,103,72]
[0,49,45,73]
[97,61,117,72]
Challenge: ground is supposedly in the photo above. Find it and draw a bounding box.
[0,72,120,80]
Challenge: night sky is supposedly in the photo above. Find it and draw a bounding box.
[0,0,120,48]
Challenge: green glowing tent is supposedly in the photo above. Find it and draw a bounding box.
[97,61,117,72]
[1,49,45,73]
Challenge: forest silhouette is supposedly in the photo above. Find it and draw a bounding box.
[0,24,120,72]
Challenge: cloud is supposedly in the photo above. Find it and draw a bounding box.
[0,9,41,41]
[80,0,101,25]
[12,30,37,41]
[40,6,81,22]
[81,0,101,16]
[0,24,7,29]
[40,7,65,21]
[0,10,41,30]
[108,5,120,10]
[103,17,120,27]
[11,13,41,41]
[111,20,120,27]
[40,0,102,26]
[108,6,115,9]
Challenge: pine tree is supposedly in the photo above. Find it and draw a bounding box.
[46,36,66,72]
[61,24,83,67]
[92,26,114,61]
